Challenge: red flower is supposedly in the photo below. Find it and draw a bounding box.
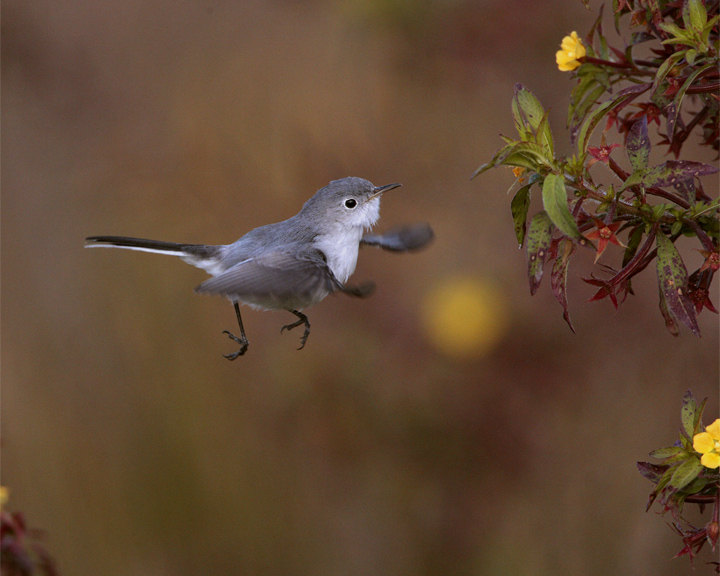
[582,271,631,310]
[697,249,720,273]
[688,268,718,314]
[587,144,621,169]
[628,103,663,126]
[584,219,625,262]
[663,78,683,98]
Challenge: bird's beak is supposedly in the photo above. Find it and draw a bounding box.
[369,182,401,200]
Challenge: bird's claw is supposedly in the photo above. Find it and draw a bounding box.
[280,317,310,350]
[222,330,248,360]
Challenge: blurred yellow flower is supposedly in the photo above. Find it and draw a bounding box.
[556,32,586,71]
[422,277,509,358]
[693,418,720,469]
[0,486,8,510]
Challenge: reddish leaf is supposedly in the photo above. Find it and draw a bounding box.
[551,237,577,332]
[637,461,669,483]
[626,116,650,171]
[656,231,701,336]
[574,82,651,152]
[659,284,681,336]
[644,160,718,188]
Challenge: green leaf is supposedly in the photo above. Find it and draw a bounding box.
[681,390,698,438]
[668,457,703,491]
[667,62,717,142]
[511,84,554,158]
[659,21,688,40]
[512,84,543,138]
[656,231,700,336]
[663,451,694,465]
[526,211,554,295]
[472,140,552,179]
[535,110,555,159]
[541,174,583,241]
[651,467,675,497]
[693,397,708,436]
[651,51,687,95]
[683,474,709,496]
[511,184,532,248]
[551,237,577,333]
[502,142,552,169]
[626,116,651,172]
[622,226,644,269]
[702,15,720,44]
[569,83,608,135]
[472,143,516,178]
[574,83,651,154]
[649,446,686,459]
[684,0,707,32]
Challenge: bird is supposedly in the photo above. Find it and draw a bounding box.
[85,177,433,359]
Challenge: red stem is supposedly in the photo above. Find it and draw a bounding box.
[686,219,717,252]
[611,224,658,287]
[580,56,634,70]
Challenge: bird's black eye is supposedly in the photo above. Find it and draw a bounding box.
[344,198,357,209]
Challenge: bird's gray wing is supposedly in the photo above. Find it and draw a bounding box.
[195,249,373,308]
[361,223,434,252]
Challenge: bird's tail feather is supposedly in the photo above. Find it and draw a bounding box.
[84,236,220,261]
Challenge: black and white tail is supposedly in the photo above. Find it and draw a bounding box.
[84,236,223,274]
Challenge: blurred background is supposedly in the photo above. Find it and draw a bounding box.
[2,0,718,574]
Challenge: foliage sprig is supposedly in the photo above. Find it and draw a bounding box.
[474,0,719,336]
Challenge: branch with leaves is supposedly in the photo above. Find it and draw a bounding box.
[474,0,719,336]
[638,391,720,566]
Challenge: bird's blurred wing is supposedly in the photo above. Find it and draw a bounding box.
[361,223,434,252]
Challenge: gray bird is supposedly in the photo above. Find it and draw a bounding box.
[85,177,433,359]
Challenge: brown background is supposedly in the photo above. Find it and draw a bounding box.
[3,1,718,574]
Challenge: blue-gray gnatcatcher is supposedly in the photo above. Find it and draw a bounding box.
[85,177,433,359]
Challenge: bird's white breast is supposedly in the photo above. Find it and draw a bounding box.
[313,226,364,283]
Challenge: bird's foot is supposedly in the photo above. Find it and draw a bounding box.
[280,312,311,350]
[222,330,249,360]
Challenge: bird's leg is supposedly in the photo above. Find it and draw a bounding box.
[280,310,311,350]
[222,302,249,360]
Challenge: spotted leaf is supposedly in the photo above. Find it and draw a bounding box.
[656,231,700,336]
[526,211,555,295]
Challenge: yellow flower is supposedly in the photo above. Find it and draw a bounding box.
[556,32,586,72]
[693,418,720,469]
